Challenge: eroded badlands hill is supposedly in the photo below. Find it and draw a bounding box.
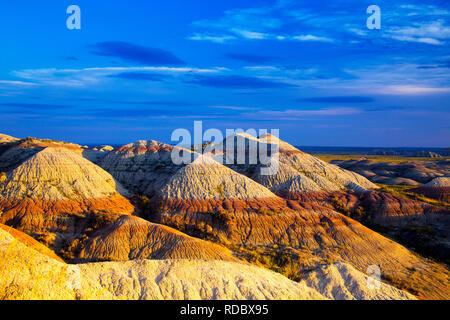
[96,137,449,299]
[99,140,189,195]
[0,227,416,300]
[299,262,416,300]
[161,155,277,200]
[0,133,448,300]
[0,133,19,143]
[0,227,323,300]
[0,146,134,256]
[100,139,281,201]
[0,145,241,263]
[332,158,448,185]
[82,145,114,163]
[210,133,377,193]
[155,196,450,299]
[0,144,244,263]
[78,215,236,262]
[148,155,449,300]
[410,177,450,202]
[0,147,128,200]
[286,188,450,263]
[0,137,85,172]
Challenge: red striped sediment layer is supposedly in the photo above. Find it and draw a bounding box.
[0,195,135,232]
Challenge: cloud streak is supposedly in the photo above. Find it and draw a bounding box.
[12,66,225,87]
[187,1,450,46]
[383,20,450,45]
[186,74,296,89]
[297,96,375,103]
[227,53,280,64]
[246,107,362,120]
[90,41,185,65]
[108,72,168,81]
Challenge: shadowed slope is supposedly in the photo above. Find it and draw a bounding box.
[0,223,64,262]
[284,190,449,225]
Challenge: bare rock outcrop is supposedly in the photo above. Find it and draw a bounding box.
[78,259,325,300]
[0,223,64,262]
[285,190,450,265]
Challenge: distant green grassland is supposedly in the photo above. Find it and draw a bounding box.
[377,184,449,209]
[315,154,450,163]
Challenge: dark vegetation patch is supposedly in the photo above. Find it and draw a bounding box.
[58,210,121,262]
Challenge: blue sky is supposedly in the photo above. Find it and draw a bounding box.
[0,0,449,147]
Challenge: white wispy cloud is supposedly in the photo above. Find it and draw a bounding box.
[209,105,257,111]
[383,20,450,45]
[12,66,227,87]
[189,30,335,43]
[187,1,336,44]
[189,33,237,43]
[231,29,270,40]
[292,34,334,43]
[375,85,450,95]
[0,80,37,86]
[387,36,443,45]
[0,80,38,96]
[187,1,450,47]
[399,4,450,16]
